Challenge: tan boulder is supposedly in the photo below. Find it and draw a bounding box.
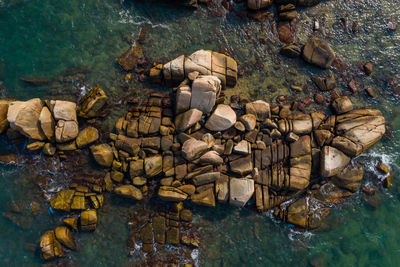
[50,189,75,212]
[78,86,108,118]
[80,210,97,231]
[191,188,216,207]
[175,85,192,114]
[90,144,114,167]
[76,126,99,148]
[229,178,254,207]
[144,155,163,177]
[55,226,76,250]
[39,106,54,140]
[175,108,203,132]
[245,100,271,121]
[7,98,46,140]
[190,75,221,113]
[320,146,351,177]
[205,104,236,131]
[331,164,364,192]
[40,230,64,260]
[51,100,77,121]
[331,96,353,114]
[55,120,79,143]
[114,185,143,200]
[182,138,208,161]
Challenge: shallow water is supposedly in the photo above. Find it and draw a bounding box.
[0,0,400,266]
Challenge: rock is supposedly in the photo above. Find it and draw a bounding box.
[80,210,97,231]
[50,189,75,212]
[388,16,397,31]
[26,141,45,151]
[314,129,333,147]
[278,19,297,44]
[63,217,78,231]
[57,140,77,151]
[76,127,99,148]
[117,43,143,71]
[149,64,163,84]
[303,37,336,69]
[240,114,257,131]
[229,155,253,176]
[247,0,273,10]
[55,120,79,143]
[158,186,188,202]
[363,62,373,76]
[199,151,223,165]
[205,104,236,131]
[51,100,77,121]
[320,146,351,177]
[216,174,229,203]
[175,85,192,114]
[332,96,353,114]
[245,100,271,121]
[332,164,364,192]
[38,106,54,140]
[175,108,203,132]
[114,185,143,200]
[193,172,220,186]
[365,87,377,98]
[90,144,114,167]
[40,230,64,260]
[282,197,307,228]
[78,86,108,118]
[180,209,193,221]
[376,163,390,174]
[191,188,216,207]
[314,182,353,205]
[166,227,180,245]
[43,143,56,156]
[7,98,46,140]
[286,132,299,142]
[229,178,254,207]
[55,226,76,250]
[0,100,10,134]
[280,44,302,58]
[190,75,221,113]
[132,176,147,186]
[178,184,196,195]
[201,133,215,148]
[153,216,166,244]
[144,155,163,177]
[331,136,362,156]
[233,140,251,155]
[182,138,208,161]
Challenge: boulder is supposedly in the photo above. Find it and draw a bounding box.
[216,174,229,203]
[164,54,185,83]
[55,120,79,143]
[192,172,220,186]
[175,108,203,132]
[240,114,257,131]
[114,185,143,200]
[40,230,64,260]
[314,182,353,205]
[175,85,191,114]
[332,164,364,192]
[233,140,251,155]
[190,75,221,113]
[7,98,46,140]
[0,100,10,134]
[80,210,97,231]
[229,178,254,207]
[247,0,273,10]
[76,127,99,148]
[205,104,236,131]
[90,144,114,167]
[245,100,270,121]
[55,226,76,250]
[331,96,353,114]
[320,146,351,177]
[182,138,208,161]
[51,100,77,121]
[191,188,216,207]
[78,86,108,118]
[302,37,336,69]
[158,186,188,202]
[39,106,54,140]
[199,151,223,165]
[144,155,163,177]
[277,19,297,44]
[50,189,75,212]
[229,155,253,176]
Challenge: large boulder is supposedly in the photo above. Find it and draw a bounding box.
[332,96,353,114]
[90,144,114,167]
[191,188,216,207]
[320,146,351,177]
[192,172,220,186]
[80,210,97,231]
[51,100,77,121]
[229,178,254,207]
[190,75,221,113]
[182,138,208,161]
[55,120,79,143]
[144,155,163,177]
[205,104,236,131]
[7,98,46,140]
[114,185,143,200]
[175,85,191,114]
[78,86,108,118]
[245,100,270,121]
[302,37,336,69]
[229,155,253,176]
[175,108,203,132]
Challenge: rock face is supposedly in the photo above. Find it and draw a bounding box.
[78,86,108,118]
[320,146,350,177]
[162,50,238,86]
[7,98,46,140]
[303,37,336,69]
[229,178,254,207]
[205,104,236,131]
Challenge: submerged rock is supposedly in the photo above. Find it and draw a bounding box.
[117,43,143,71]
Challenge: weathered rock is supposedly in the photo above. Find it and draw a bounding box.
[182,138,208,161]
[114,185,143,200]
[144,155,163,177]
[199,151,223,165]
[40,230,64,260]
[191,188,216,207]
[78,86,108,118]
[320,146,351,177]
[205,104,236,131]
[38,106,54,140]
[55,226,76,250]
[51,100,77,121]
[90,144,114,167]
[193,172,220,186]
[278,19,297,44]
[332,164,364,192]
[55,120,79,143]
[153,216,166,244]
[314,129,333,147]
[331,136,363,157]
[175,108,203,132]
[247,0,273,10]
[7,98,46,140]
[80,209,97,231]
[63,217,78,231]
[158,186,188,202]
[229,178,254,207]
[314,182,353,205]
[175,85,192,114]
[0,100,10,134]
[229,155,253,176]
[76,127,99,148]
[216,174,229,203]
[245,100,270,121]
[50,189,75,212]
[240,114,257,131]
[166,227,180,245]
[332,96,353,114]
[233,140,251,155]
[303,37,336,69]
[190,75,221,113]
[178,184,196,195]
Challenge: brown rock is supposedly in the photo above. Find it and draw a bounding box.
[40,230,64,260]
[55,226,76,250]
[302,37,336,69]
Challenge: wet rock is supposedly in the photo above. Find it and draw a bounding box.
[76,127,99,148]
[78,86,108,118]
[278,19,297,44]
[303,37,336,69]
[7,98,46,140]
[311,73,336,91]
[132,176,147,186]
[158,186,188,202]
[182,138,208,161]
[332,164,364,192]
[175,108,203,132]
[229,155,253,176]
[205,104,236,131]
[193,172,220,186]
[191,188,216,207]
[247,0,273,10]
[331,96,353,114]
[314,93,325,104]
[63,217,78,231]
[114,185,143,200]
[190,75,221,113]
[55,226,76,250]
[166,227,180,245]
[80,210,97,231]
[38,106,54,140]
[363,62,373,76]
[229,178,254,207]
[362,192,382,209]
[0,100,11,134]
[199,151,223,165]
[314,129,333,147]
[117,43,143,71]
[40,230,64,260]
[365,87,377,98]
[320,146,350,177]
[90,144,114,167]
[314,182,353,204]
[153,216,166,244]
[144,155,163,177]
[178,184,196,195]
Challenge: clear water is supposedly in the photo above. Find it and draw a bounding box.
[0,0,400,266]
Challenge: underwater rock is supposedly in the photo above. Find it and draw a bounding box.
[50,189,75,212]
[331,164,364,192]
[117,43,143,71]
[302,37,336,69]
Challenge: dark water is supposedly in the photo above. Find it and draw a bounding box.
[0,0,400,266]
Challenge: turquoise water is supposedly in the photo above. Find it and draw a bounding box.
[0,0,400,266]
